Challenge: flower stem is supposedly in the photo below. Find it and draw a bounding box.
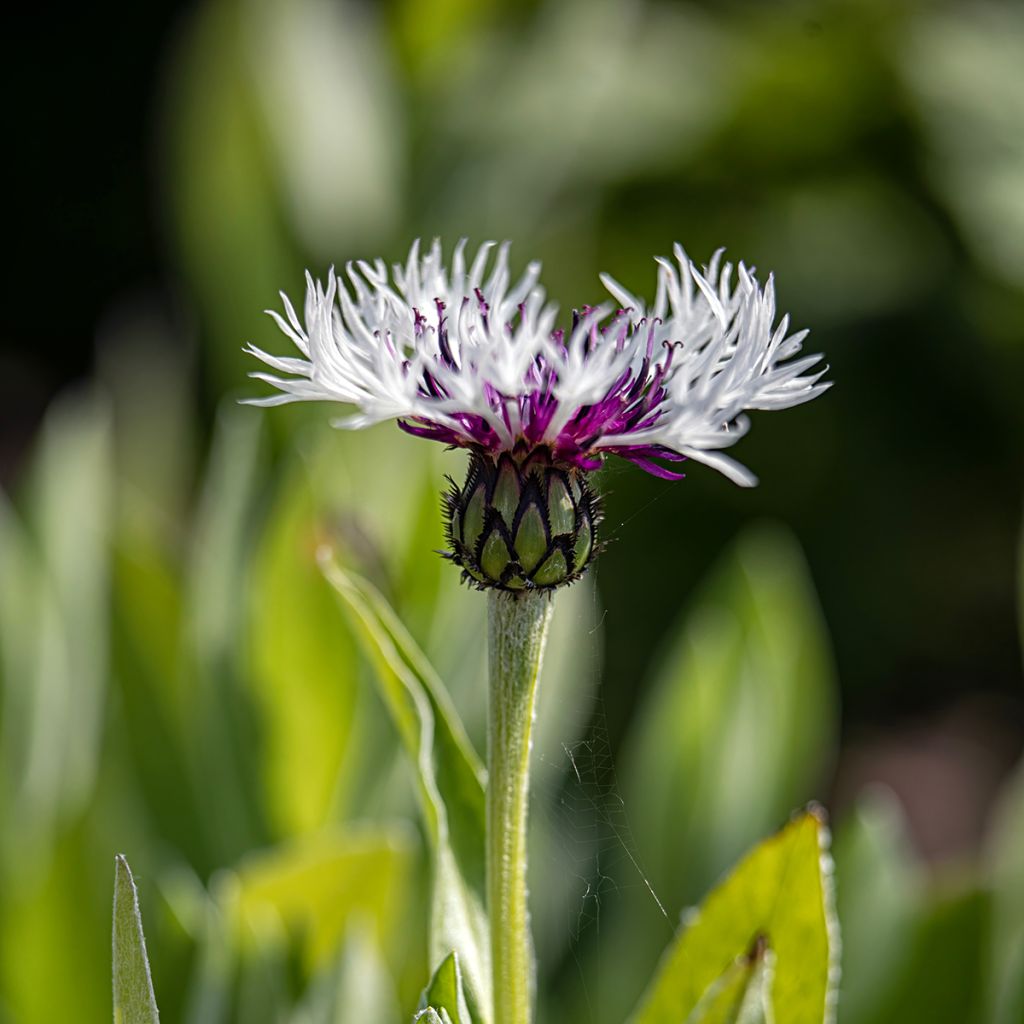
[487,590,554,1024]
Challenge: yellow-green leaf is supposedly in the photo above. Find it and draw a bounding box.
[630,811,838,1024]
[230,825,413,972]
[249,456,360,834]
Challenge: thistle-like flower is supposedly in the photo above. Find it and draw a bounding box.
[246,239,829,591]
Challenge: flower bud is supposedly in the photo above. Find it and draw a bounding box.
[444,447,600,591]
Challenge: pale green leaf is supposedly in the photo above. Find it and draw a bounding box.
[0,391,113,845]
[419,952,473,1024]
[630,811,838,1024]
[180,404,266,861]
[415,1010,451,1024]
[621,524,838,909]
[229,825,414,972]
[607,525,837,1019]
[873,884,988,1024]
[113,855,161,1024]
[185,405,264,672]
[180,885,234,1024]
[831,788,918,1024]
[236,935,291,1024]
[292,921,402,1024]
[320,555,491,1021]
[246,0,401,260]
[987,761,1024,1024]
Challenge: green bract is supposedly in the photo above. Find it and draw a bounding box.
[444,447,600,592]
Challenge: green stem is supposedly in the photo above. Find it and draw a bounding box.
[487,589,554,1024]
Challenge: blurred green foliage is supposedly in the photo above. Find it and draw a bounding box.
[2,0,1023,1020]
[1,376,1021,1021]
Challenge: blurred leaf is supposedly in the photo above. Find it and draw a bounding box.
[231,825,413,972]
[0,491,47,831]
[292,921,402,1024]
[96,305,196,537]
[873,882,989,1024]
[758,177,948,327]
[903,3,1024,287]
[320,555,491,1021]
[186,405,264,674]
[247,0,401,261]
[621,523,837,908]
[235,927,292,1024]
[601,524,836,1020]
[180,888,234,1024]
[162,0,300,386]
[987,761,1024,1024]
[831,788,919,1024]
[248,454,361,835]
[0,388,112,848]
[629,811,838,1024]
[419,952,472,1024]
[0,825,112,1023]
[113,855,161,1024]
[180,404,268,865]
[391,0,498,80]
[430,0,728,243]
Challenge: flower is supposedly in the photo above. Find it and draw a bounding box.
[246,239,829,589]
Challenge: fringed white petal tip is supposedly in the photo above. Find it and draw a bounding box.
[245,238,829,483]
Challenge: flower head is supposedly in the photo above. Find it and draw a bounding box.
[247,239,829,589]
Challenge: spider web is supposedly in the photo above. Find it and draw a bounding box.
[533,691,671,1020]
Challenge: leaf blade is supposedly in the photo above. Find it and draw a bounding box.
[320,553,491,1021]
[631,810,838,1024]
[113,855,161,1024]
[419,952,473,1024]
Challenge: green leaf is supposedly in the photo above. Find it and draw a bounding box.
[113,855,161,1024]
[180,404,267,863]
[230,825,414,972]
[831,789,918,1024]
[686,940,772,1024]
[0,390,113,845]
[320,555,491,1021]
[987,761,1024,1024]
[294,921,402,1024]
[629,810,838,1024]
[419,952,473,1024]
[873,884,989,1024]
[621,524,838,911]
[605,526,837,1022]
[0,827,113,1022]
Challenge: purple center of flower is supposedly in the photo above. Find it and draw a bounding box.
[396,297,687,480]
